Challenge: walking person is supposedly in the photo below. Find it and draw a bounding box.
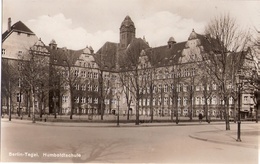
[199,113,203,123]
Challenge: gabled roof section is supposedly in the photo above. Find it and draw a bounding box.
[2,21,35,42]
[95,42,119,70]
[145,41,186,67]
[47,46,83,66]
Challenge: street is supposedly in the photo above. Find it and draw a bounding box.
[1,120,259,163]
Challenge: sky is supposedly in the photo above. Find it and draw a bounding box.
[2,0,260,52]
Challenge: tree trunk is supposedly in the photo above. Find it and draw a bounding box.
[136,100,139,125]
[225,97,230,130]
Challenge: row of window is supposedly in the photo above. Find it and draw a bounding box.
[138,96,235,106]
[140,83,218,94]
[62,96,116,105]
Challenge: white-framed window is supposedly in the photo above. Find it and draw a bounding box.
[164,84,168,92]
[16,93,23,102]
[229,97,233,104]
[94,98,98,104]
[81,84,86,91]
[243,96,248,103]
[81,97,86,103]
[88,85,92,91]
[2,49,6,55]
[183,85,187,92]
[164,97,168,105]
[177,97,181,106]
[201,97,205,105]
[183,97,188,106]
[75,84,80,90]
[82,71,86,78]
[62,95,68,102]
[88,97,92,103]
[74,97,79,103]
[94,85,98,92]
[88,72,92,78]
[196,97,201,105]
[153,85,157,93]
[74,70,79,77]
[105,99,110,105]
[212,96,217,105]
[212,83,217,90]
[93,73,98,79]
[18,78,22,87]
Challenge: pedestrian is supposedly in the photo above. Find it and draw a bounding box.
[199,113,203,123]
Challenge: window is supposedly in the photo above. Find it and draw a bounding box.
[88,97,92,103]
[201,97,205,105]
[17,93,22,102]
[17,32,21,35]
[74,70,79,77]
[81,84,86,91]
[75,84,80,90]
[229,97,233,104]
[105,99,110,105]
[177,97,181,106]
[88,72,92,78]
[88,85,92,91]
[18,51,22,56]
[183,97,188,106]
[2,49,6,55]
[94,85,98,92]
[18,78,22,87]
[196,97,201,105]
[164,84,168,92]
[183,85,187,92]
[212,83,217,90]
[82,71,86,78]
[212,96,217,105]
[164,97,168,105]
[81,97,86,103]
[62,95,68,102]
[74,97,79,103]
[93,73,98,79]
[27,34,30,37]
[243,96,248,103]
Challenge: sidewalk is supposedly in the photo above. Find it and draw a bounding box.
[189,122,259,149]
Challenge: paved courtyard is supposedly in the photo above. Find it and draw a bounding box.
[1,119,259,163]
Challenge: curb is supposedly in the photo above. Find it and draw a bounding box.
[189,134,258,149]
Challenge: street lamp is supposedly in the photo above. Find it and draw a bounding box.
[235,71,244,142]
[254,91,260,123]
[52,93,58,119]
[116,90,121,126]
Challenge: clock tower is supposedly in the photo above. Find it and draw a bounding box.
[119,15,136,49]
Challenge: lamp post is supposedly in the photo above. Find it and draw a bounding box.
[236,72,244,142]
[52,93,58,119]
[116,91,120,126]
[254,91,260,123]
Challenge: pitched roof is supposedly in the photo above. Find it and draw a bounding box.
[145,41,186,67]
[2,21,35,42]
[95,42,119,70]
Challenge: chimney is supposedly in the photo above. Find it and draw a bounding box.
[8,18,11,32]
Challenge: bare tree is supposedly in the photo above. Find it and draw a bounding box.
[118,39,149,125]
[1,59,18,121]
[55,49,82,120]
[19,46,50,123]
[201,14,250,130]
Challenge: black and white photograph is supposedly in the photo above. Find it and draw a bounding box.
[1,0,260,163]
